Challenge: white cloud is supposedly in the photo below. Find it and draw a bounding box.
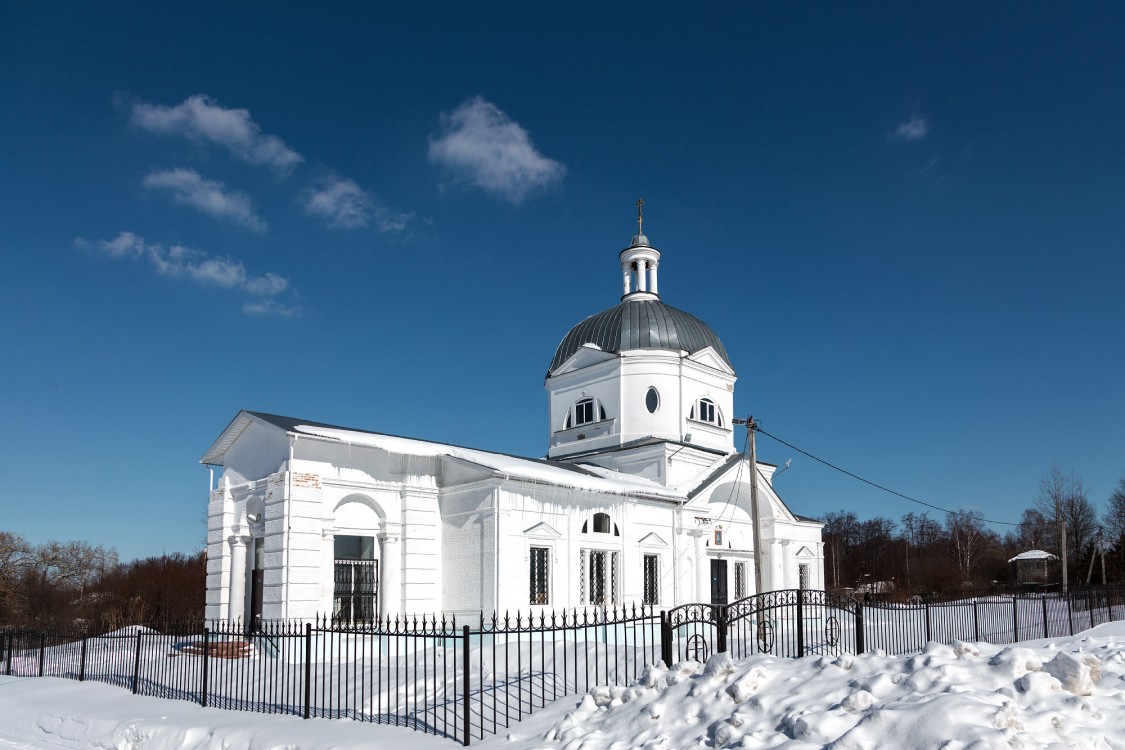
[76,232,295,316]
[893,113,929,141]
[130,95,303,173]
[301,174,372,229]
[243,299,302,318]
[300,173,413,232]
[428,96,565,203]
[143,168,267,232]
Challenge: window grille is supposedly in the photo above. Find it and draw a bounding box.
[579,549,587,604]
[611,551,618,605]
[333,559,378,622]
[734,562,746,599]
[799,563,810,590]
[643,554,659,605]
[529,547,550,605]
[582,549,619,606]
[589,551,607,605]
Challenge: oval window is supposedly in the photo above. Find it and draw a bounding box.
[645,387,660,413]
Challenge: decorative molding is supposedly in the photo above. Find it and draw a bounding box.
[523,522,562,538]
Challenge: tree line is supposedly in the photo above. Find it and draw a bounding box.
[0,531,204,630]
[822,466,1125,594]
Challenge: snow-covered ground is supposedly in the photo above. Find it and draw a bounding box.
[3,622,1125,749]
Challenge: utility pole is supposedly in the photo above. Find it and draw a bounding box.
[734,416,763,594]
[1086,530,1108,586]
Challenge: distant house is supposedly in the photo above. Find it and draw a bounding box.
[1008,549,1059,586]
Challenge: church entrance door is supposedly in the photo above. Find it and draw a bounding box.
[710,559,728,605]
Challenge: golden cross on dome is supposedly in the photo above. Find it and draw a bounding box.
[635,198,644,235]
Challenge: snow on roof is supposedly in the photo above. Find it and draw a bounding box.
[1008,549,1059,563]
[290,423,684,500]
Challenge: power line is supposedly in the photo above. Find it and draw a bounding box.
[755,425,1019,527]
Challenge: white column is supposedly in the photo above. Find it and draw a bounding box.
[638,260,648,292]
[228,534,249,624]
[380,531,402,618]
[622,266,632,295]
[782,540,793,589]
[691,529,708,602]
[650,262,659,295]
[322,528,336,615]
[771,540,783,591]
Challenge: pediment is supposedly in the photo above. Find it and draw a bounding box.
[686,346,736,376]
[523,522,562,538]
[638,532,668,547]
[549,344,617,376]
[796,546,813,557]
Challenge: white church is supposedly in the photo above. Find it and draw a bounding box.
[201,220,825,623]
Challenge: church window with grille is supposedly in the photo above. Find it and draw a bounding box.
[734,561,747,599]
[580,549,619,606]
[333,535,377,622]
[529,546,550,605]
[642,554,659,605]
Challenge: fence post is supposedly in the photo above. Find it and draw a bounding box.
[854,600,864,654]
[972,600,980,641]
[1041,596,1049,638]
[4,632,12,676]
[795,591,804,657]
[200,628,210,707]
[302,623,312,720]
[659,611,672,666]
[78,632,88,682]
[132,631,143,694]
[924,601,931,644]
[462,624,471,747]
[1011,598,1019,643]
[1067,592,1075,635]
[716,605,729,655]
[39,633,46,677]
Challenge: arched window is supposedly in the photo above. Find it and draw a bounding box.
[690,397,723,427]
[564,398,607,429]
[593,512,611,533]
[582,512,620,536]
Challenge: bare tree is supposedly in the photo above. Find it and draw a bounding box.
[1108,473,1125,544]
[1036,464,1081,588]
[1105,474,1125,582]
[946,510,988,584]
[1014,507,1053,551]
[822,511,859,589]
[0,531,30,610]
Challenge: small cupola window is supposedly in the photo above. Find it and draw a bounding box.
[690,397,724,427]
[645,387,660,413]
[564,397,607,429]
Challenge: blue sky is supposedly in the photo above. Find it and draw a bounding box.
[2,3,1123,561]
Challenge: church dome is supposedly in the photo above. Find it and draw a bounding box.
[549,298,732,374]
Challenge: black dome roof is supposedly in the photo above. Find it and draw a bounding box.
[549,298,732,374]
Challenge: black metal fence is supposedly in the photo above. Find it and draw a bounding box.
[3,588,1124,745]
